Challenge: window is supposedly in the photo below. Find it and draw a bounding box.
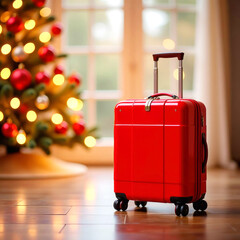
[52,0,198,163]
[142,0,197,97]
[62,0,124,142]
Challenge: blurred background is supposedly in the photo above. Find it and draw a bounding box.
[49,0,239,167]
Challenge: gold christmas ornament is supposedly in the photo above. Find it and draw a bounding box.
[35,94,49,110]
[12,45,28,62]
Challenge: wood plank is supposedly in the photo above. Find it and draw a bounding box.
[0,168,239,240]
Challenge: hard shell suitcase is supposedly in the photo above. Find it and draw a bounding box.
[113,52,208,216]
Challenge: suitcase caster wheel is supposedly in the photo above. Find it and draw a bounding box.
[113,200,121,211]
[135,201,141,207]
[120,200,128,211]
[114,200,128,211]
[175,204,189,217]
[135,201,147,208]
[180,204,189,217]
[175,205,181,216]
[193,200,208,211]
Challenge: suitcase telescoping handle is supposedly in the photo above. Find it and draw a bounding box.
[152,52,184,99]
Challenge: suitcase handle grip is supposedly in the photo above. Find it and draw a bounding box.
[153,52,184,98]
[147,93,178,99]
[153,52,184,61]
[202,133,208,173]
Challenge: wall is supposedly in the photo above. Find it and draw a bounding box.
[228,0,240,163]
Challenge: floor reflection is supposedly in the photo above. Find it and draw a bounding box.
[193,211,207,217]
[85,181,96,202]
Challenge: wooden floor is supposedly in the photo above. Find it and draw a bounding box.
[0,167,240,240]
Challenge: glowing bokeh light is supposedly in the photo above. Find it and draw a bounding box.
[0,111,4,122]
[24,20,36,30]
[51,113,63,124]
[1,44,11,55]
[1,68,11,80]
[26,110,37,122]
[84,136,96,148]
[39,32,51,43]
[162,38,175,50]
[10,97,20,109]
[13,0,23,9]
[67,97,83,111]
[173,69,185,80]
[40,7,51,17]
[53,74,65,86]
[16,130,26,145]
[24,42,35,54]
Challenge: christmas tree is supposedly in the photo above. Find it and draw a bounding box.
[0,0,96,155]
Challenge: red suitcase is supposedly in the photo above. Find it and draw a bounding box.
[113,52,208,216]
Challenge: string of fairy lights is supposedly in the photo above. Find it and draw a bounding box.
[0,0,96,149]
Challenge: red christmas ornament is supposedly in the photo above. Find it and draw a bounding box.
[54,65,64,75]
[35,71,50,85]
[68,74,82,86]
[38,45,55,63]
[32,0,46,7]
[2,123,18,138]
[73,121,85,135]
[55,121,68,134]
[6,16,24,33]
[51,23,63,36]
[10,69,32,90]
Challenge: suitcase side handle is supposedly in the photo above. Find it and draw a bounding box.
[152,52,184,98]
[153,52,184,61]
[202,133,208,173]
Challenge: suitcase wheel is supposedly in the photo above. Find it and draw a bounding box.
[175,204,189,217]
[193,199,208,211]
[134,201,147,208]
[113,199,128,211]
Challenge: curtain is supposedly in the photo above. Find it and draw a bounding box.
[194,0,236,168]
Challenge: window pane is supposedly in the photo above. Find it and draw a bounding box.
[65,11,88,46]
[96,100,117,137]
[144,54,170,92]
[66,55,88,90]
[143,9,170,46]
[183,54,194,90]
[94,0,123,7]
[92,10,123,46]
[177,12,196,46]
[96,55,119,90]
[170,54,194,91]
[143,0,169,6]
[177,0,196,5]
[82,100,88,123]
